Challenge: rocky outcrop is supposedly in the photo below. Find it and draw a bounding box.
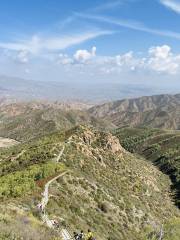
[105,134,125,153]
[72,125,125,157]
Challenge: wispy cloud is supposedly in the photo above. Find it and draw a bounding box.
[76,13,180,40]
[0,30,113,54]
[93,0,125,12]
[160,0,180,14]
[57,1,126,30]
[58,15,75,30]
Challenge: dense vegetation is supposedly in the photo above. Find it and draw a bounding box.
[114,127,180,207]
[0,131,65,176]
[0,131,67,239]
[113,128,161,152]
[0,162,65,199]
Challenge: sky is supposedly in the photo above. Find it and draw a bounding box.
[0,0,180,99]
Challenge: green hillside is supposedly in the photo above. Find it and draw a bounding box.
[0,102,115,141]
[0,126,179,240]
[114,127,180,207]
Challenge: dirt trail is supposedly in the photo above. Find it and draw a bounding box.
[56,146,65,162]
[39,136,73,239]
[40,171,68,227]
[55,136,72,163]
[40,171,72,239]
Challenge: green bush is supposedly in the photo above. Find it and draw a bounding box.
[0,162,65,200]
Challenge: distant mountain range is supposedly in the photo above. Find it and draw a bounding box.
[1,75,174,102]
[0,75,76,101]
[88,94,180,130]
[0,93,179,142]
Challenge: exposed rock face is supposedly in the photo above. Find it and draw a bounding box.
[72,125,125,158]
[105,134,125,153]
[82,129,94,145]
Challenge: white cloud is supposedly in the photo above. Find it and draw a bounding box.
[160,0,180,14]
[73,45,180,75]
[0,31,112,55]
[148,45,171,59]
[0,35,40,54]
[16,50,29,63]
[112,45,180,75]
[57,53,73,65]
[116,51,134,66]
[2,41,180,76]
[115,51,147,72]
[147,45,180,74]
[74,46,96,63]
[56,47,97,65]
[42,34,100,51]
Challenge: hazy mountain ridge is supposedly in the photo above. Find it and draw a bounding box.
[0,75,170,102]
[88,94,180,130]
[0,93,180,143]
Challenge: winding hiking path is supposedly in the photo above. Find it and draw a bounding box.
[39,136,73,239]
[40,171,68,227]
[40,171,72,239]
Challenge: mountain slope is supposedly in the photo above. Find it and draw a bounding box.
[0,126,179,240]
[114,127,180,207]
[0,102,115,141]
[88,94,180,130]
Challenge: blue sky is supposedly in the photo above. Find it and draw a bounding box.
[1,0,180,53]
[0,0,180,99]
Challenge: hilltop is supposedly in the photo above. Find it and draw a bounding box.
[0,126,179,240]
